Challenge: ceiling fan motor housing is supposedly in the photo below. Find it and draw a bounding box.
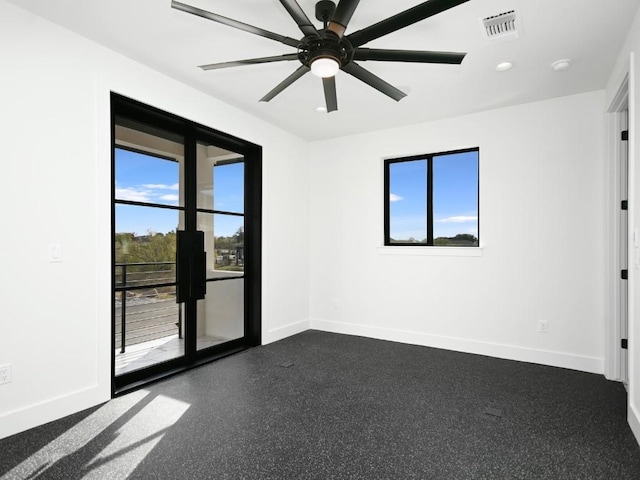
[299,31,353,69]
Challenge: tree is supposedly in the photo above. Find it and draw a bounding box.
[433,233,478,246]
[116,230,177,265]
[233,226,244,244]
[452,233,477,244]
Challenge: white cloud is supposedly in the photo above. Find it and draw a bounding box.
[389,193,403,202]
[115,187,152,203]
[160,194,179,202]
[436,215,478,223]
[142,183,179,190]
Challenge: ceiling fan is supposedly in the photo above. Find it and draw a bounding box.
[171,0,469,112]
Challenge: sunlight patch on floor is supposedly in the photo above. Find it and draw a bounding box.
[3,390,190,479]
[83,395,190,479]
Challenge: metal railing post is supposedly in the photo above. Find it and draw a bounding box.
[120,264,127,354]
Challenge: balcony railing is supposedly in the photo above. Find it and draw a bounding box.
[115,262,181,353]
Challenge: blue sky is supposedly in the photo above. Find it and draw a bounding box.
[115,148,244,237]
[389,151,478,241]
[116,148,476,241]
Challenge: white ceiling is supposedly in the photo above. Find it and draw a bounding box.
[8,0,640,140]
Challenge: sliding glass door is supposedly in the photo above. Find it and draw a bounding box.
[111,94,261,394]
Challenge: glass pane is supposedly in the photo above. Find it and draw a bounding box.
[197,279,244,351]
[115,204,180,285]
[433,151,479,246]
[196,141,244,213]
[213,162,244,213]
[115,288,184,375]
[114,117,184,208]
[198,213,245,277]
[389,159,428,243]
[114,116,186,378]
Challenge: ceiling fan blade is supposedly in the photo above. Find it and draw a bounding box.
[342,62,406,102]
[260,65,310,102]
[327,0,361,38]
[323,76,338,112]
[279,0,320,37]
[171,0,300,48]
[199,54,299,71]
[354,48,466,64]
[347,0,469,48]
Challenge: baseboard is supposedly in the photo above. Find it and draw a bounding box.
[629,403,640,447]
[0,384,107,440]
[310,319,604,374]
[0,320,310,440]
[263,319,310,345]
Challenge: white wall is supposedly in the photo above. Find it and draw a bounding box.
[308,90,606,374]
[0,0,310,439]
[605,3,640,446]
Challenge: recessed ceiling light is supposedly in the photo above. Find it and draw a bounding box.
[495,61,513,72]
[551,59,572,72]
[316,106,327,113]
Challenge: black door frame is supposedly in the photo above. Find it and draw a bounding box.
[111,93,262,395]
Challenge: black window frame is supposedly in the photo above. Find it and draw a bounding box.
[384,147,480,247]
[111,93,263,396]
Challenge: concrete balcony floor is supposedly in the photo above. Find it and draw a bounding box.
[115,334,227,375]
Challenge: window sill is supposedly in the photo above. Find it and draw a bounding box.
[377,246,483,257]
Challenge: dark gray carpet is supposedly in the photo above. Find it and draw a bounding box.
[2,330,640,479]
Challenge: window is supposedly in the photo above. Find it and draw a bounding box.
[384,148,479,247]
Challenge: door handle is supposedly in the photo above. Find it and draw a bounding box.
[176,230,190,303]
[194,250,206,300]
[176,230,206,302]
[193,230,206,301]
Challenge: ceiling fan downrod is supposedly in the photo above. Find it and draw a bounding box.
[315,1,336,29]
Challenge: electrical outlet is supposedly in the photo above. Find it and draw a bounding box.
[538,320,549,334]
[0,364,11,385]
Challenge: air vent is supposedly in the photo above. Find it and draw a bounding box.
[481,10,518,40]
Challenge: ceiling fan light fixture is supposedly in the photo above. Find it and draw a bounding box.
[310,57,340,78]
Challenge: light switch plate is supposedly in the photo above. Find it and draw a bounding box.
[49,243,62,262]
